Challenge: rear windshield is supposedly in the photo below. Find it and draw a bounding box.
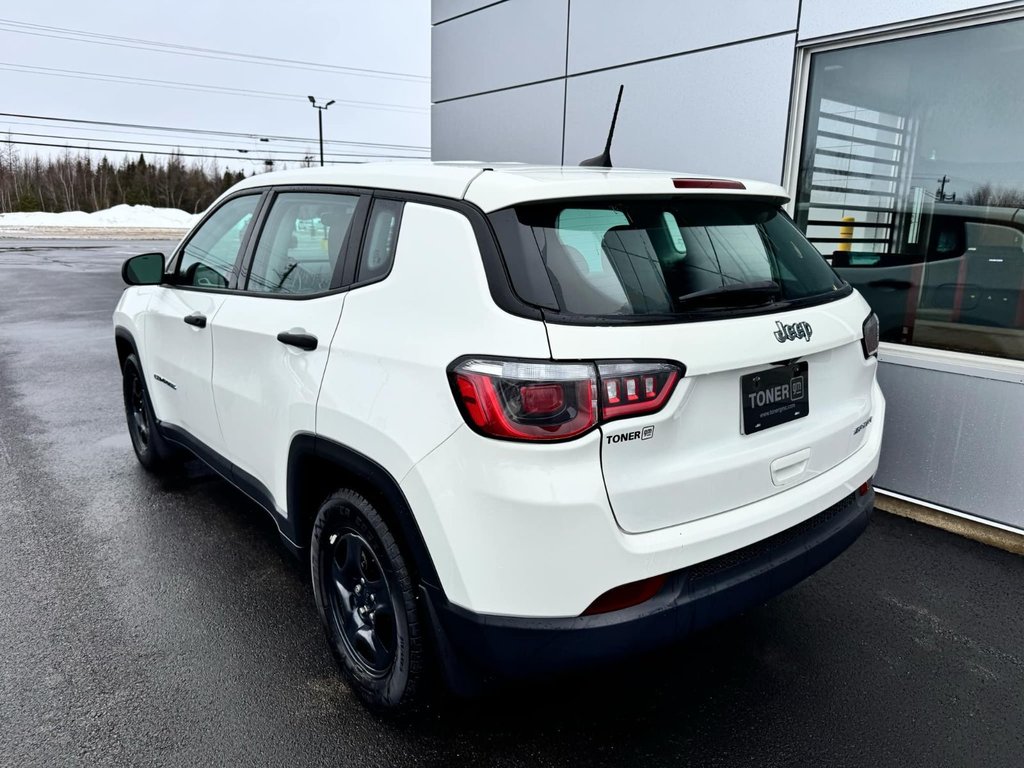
[489,197,848,319]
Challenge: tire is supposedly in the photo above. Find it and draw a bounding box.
[121,353,178,474]
[311,489,425,713]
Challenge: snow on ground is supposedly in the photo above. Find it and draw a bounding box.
[0,204,202,229]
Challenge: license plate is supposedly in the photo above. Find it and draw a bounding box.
[741,362,809,434]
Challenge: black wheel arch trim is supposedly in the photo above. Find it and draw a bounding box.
[114,326,140,365]
[287,433,442,591]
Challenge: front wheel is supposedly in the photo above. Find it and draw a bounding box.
[121,353,178,474]
[311,489,426,713]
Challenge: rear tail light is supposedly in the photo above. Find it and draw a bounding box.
[449,358,684,442]
[862,312,880,358]
[451,359,598,441]
[598,362,680,420]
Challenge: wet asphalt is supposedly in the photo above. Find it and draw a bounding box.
[0,239,1021,768]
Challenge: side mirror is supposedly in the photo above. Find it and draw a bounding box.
[122,252,165,286]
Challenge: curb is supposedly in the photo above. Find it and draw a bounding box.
[876,495,1024,556]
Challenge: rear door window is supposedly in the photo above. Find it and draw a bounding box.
[490,198,847,319]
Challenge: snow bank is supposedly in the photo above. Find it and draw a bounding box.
[0,204,202,229]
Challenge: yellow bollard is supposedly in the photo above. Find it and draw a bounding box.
[837,216,855,252]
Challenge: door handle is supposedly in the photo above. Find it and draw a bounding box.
[277,331,318,351]
[183,312,207,328]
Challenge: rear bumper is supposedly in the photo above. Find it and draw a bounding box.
[424,488,873,682]
[402,382,884,618]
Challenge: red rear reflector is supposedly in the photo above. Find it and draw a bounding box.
[673,178,746,190]
[583,574,668,616]
[858,477,873,496]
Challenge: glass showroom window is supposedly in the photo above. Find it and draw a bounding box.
[795,19,1024,362]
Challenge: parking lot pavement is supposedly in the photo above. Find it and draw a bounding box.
[0,239,1021,768]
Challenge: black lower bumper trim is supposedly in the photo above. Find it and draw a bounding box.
[424,489,873,684]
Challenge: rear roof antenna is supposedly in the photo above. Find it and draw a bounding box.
[579,84,624,168]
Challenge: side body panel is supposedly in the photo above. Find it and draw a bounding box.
[141,287,228,453]
[316,200,551,540]
[113,286,157,371]
[211,293,347,515]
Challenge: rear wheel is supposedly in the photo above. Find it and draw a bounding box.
[311,489,426,713]
[121,353,178,474]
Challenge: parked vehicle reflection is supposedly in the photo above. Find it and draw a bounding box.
[827,203,1024,361]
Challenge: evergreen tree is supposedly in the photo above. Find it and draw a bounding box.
[0,150,252,214]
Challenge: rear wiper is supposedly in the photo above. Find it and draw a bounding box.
[676,280,781,310]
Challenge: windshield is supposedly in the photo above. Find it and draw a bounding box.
[489,198,847,319]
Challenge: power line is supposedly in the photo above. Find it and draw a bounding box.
[0,111,431,151]
[0,138,401,165]
[0,62,429,113]
[0,18,429,83]
[0,120,431,153]
[0,130,425,160]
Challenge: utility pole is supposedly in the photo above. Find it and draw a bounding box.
[936,174,956,202]
[308,96,336,167]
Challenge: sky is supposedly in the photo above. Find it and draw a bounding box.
[0,1,431,172]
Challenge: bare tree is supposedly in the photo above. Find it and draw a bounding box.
[963,182,1024,208]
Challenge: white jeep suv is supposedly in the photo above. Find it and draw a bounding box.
[114,163,884,711]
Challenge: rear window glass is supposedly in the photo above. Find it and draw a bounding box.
[490,198,847,318]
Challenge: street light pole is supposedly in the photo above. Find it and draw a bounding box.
[307,96,336,167]
[317,108,323,167]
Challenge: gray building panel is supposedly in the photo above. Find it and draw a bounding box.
[431,80,565,163]
[432,0,505,25]
[431,0,568,103]
[567,0,799,74]
[798,0,1003,38]
[563,34,795,180]
[876,361,1024,529]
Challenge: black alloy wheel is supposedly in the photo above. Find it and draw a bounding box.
[121,353,177,474]
[128,372,151,452]
[311,489,425,712]
[326,530,398,676]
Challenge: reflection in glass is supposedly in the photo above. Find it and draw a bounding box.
[796,20,1024,361]
[247,193,359,295]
